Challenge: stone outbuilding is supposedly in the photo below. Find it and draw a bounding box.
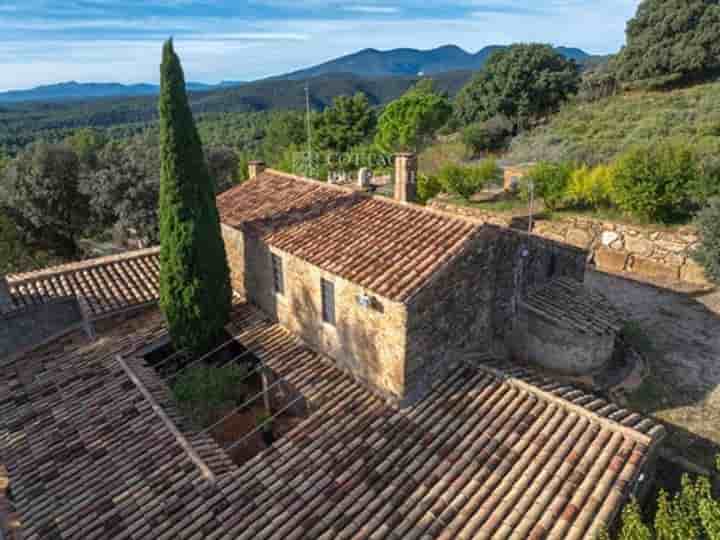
[216,155,586,404]
[511,277,624,375]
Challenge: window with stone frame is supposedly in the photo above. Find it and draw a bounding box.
[271,254,284,295]
[321,278,335,325]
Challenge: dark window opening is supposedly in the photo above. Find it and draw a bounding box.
[547,253,557,279]
[321,278,335,325]
[271,254,285,295]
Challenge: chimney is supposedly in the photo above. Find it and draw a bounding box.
[394,153,417,203]
[248,160,266,180]
[0,275,13,311]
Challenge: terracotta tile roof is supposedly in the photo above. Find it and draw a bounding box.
[217,170,480,302]
[0,309,236,540]
[2,300,664,540]
[222,304,664,540]
[6,248,160,319]
[522,277,625,336]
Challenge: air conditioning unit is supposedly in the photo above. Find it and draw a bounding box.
[357,294,371,308]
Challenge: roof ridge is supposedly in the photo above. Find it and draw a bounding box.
[467,359,664,447]
[263,168,484,228]
[7,247,160,284]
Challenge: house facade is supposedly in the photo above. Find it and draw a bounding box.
[217,157,585,404]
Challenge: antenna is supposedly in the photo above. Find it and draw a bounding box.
[527,178,535,235]
[304,82,313,176]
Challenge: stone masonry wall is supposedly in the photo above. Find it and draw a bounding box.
[222,225,408,402]
[404,229,496,404]
[429,201,708,286]
[488,226,587,344]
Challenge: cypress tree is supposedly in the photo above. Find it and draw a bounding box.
[158,39,232,355]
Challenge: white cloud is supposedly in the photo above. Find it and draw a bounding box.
[343,5,400,13]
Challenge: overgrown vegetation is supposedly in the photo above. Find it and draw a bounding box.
[600,457,720,539]
[693,197,720,285]
[436,160,501,201]
[507,82,720,166]
[172,363,249,427]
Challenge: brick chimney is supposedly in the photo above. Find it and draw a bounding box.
[0,275,13,311]
[394,153,417,203]
[248,160,266,180]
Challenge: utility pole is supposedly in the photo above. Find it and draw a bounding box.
[305,83,313,177]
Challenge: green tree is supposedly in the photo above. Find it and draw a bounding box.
[693,197,720,284]
[66,128,107,170]
[522,161,574,212]
[82,137,161,243]
[438,160,500,201]
[611,143,699,223]
[614,0,720,86]
[375,84,452,153]
[205,145,239,194]
[1,143,89,255]
[158,40,232,356]
[314,93,375,153]
[454,44,581,131]
[262,110,307,160]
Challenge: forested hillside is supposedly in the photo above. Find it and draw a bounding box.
[0,71,472,154]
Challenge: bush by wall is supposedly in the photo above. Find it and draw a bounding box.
[565,164,614,210]
[693,197,720,285]
[438,159,500,201]
[611,143,701,223]
[521,161,574,211]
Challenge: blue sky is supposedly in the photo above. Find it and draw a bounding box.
[0,0,641,91]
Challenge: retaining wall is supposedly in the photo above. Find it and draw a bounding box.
[429,201,708,286]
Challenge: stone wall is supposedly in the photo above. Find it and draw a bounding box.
[405,229,496,403]
[534,217,706,285]
[512,305,616,375]
[0,298,84,361]
[429,201,708,286]
[222,225,408,402]
[487,226,587,344]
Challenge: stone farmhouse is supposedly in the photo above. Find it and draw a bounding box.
[0,155,665,540]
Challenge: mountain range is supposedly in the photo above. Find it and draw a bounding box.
[278,45,592,80]
[0,44,598,104]
[0,80,245,104]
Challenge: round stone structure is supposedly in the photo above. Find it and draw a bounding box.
[511,277,623,376]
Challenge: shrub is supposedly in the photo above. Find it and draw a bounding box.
[565,164,614,209]
[693,197,720,284]
[611,143,700,223]
[438,159,500,201]
[462,116,511,156]
[416,174,443,205]
[173,363,249,426]
[521,161,574,211]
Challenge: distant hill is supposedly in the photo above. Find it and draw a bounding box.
[0,80,245,104]
[278,45,594,80]
[0,44,601,105]
[0,71,474,152]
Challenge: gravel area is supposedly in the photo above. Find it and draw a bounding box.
[586,270,720,470]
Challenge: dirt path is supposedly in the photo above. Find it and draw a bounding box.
[586,270,720,470]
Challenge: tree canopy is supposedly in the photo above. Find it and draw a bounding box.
[454,43,581,131]
[614,0,720,86]
[158,39,232,356]
[1,143,89,255]
[374,82,452,153]
[314,93,375,153]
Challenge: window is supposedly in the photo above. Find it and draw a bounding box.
[321,278,335,325]
[271,254,284,295]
